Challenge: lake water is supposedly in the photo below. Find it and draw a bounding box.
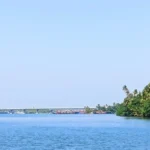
[0,114,150,150]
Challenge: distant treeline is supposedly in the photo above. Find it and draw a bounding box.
[84,103,119,114]
[116,83,150,117]
[0,104,119,114]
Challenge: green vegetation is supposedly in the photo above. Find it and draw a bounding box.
[116,83,150,117]
[84,106,92,114]
[85,103,119,114]
[96,103,119,113]
[37,109,50,114]
[24,109,37,114]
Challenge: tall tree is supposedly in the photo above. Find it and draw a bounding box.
[117,83,150,117]
[96,104,101,110]
[123,85,130,96]
[133,89,138,96]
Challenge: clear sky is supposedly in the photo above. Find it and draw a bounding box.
[0,0,150,108]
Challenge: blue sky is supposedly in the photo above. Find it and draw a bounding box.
[0,0,150,108]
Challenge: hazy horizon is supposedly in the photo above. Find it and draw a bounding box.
[0,0,150,108]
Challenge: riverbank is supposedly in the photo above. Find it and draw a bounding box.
[0,108,114,115]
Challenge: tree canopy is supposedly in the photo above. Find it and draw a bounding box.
[116,83,150,117]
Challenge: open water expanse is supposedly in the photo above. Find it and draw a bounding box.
[0,114,150,150]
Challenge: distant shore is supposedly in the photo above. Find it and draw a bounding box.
[0,108,114,115]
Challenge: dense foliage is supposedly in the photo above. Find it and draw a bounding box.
[116,83,150,117]
[84,103,119,114]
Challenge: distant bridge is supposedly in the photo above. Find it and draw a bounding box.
[0,108,86,114]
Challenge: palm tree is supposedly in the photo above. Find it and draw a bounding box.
[133,89,138,96]
[96,104,101,110]
[123,85,130,96]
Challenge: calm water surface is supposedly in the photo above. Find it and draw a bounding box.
[0,114,150,150]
